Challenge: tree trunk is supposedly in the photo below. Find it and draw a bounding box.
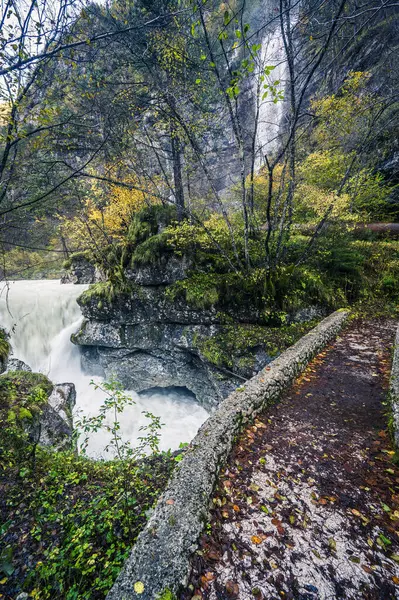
[170,127,185,221]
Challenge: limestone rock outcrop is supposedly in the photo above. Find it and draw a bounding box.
[72,276,285,409]
[61,254,105,285]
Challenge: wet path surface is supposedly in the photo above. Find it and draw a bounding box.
[183,320,399,600]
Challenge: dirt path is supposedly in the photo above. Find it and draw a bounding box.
[183,319,399,600]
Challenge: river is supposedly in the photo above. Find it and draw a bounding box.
[0,279,208,457]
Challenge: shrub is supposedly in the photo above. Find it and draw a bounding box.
[0,379,175,600]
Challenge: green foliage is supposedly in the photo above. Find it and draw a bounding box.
[126,205,175,249]
[90,205,178,286]
[0,379,175,600]
[0,370,53,468]
[77,281,123,307]
[76,379,163,459]
[166,274,220,310]
[1,248,63,280]
[167,265,344,319]
[0,328,10,362]
[62,250,91,270]
[352,239,399,301]
[165,213,243,272]
[131,231,172,267]
[295,150,393,222]
[157,589,177,600]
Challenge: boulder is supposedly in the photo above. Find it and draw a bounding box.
[125,255,190,286]
[48,382,76,429]
[74,320,267,410]
[6,358,32,372]
[61,255,105,285]
[31,382,76,451]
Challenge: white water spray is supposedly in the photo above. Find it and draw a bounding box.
[256,26,287,162]
[0,280,208,457]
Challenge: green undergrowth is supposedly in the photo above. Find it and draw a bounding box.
[102,205,176,281]
[0,378,177,600]
[195,319,320,373]
[166,267,344,318]
[0,328,10,363]
[76,205,398,322]
[0,370,54,476]
[77,280,134,308]
[0,370,53,401]
[0,448,175,600]
[0,371,54,448]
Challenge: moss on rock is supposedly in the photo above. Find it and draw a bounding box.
[195,320,320,371]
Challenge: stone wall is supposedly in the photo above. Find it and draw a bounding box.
[390,324,399,447]
[106,309,349,600]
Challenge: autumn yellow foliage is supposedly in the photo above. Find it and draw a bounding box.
[88,183,149,239]
[59,175,155,251]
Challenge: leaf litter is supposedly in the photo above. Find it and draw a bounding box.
[183,319,399,600]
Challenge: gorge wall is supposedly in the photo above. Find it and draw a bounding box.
[71,254,324,410]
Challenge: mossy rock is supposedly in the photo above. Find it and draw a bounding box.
[0,329,10,372]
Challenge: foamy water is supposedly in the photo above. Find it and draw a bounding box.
[0,280,209,457]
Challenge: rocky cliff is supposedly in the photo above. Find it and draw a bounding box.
[72,272,244,410]
[71,256,322,409]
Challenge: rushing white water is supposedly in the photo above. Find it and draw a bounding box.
[255,25,287,167]
[256,27,287,161]
[0,280,209,457]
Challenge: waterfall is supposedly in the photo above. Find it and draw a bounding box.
[255,20,288,166]
[0,280,208,457]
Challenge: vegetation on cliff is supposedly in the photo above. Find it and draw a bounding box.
[0,0,397,284]
[0,377,177,599]
[69,70,398,321]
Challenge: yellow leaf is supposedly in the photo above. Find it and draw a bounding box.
[134,581,145,594]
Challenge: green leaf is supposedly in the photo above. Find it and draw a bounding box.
[377,534,392,547]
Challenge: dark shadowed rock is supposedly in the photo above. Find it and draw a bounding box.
[32,382,76,451]
[6,358,32,372]
[125,255,191,286]
[61,254,105,285]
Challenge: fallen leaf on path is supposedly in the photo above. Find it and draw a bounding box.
[362,565,373,574]
[225,580,239,596]
[251,535,263,545]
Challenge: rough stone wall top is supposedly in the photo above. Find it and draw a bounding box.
[106,309,349,600]
[390,324,399,447]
